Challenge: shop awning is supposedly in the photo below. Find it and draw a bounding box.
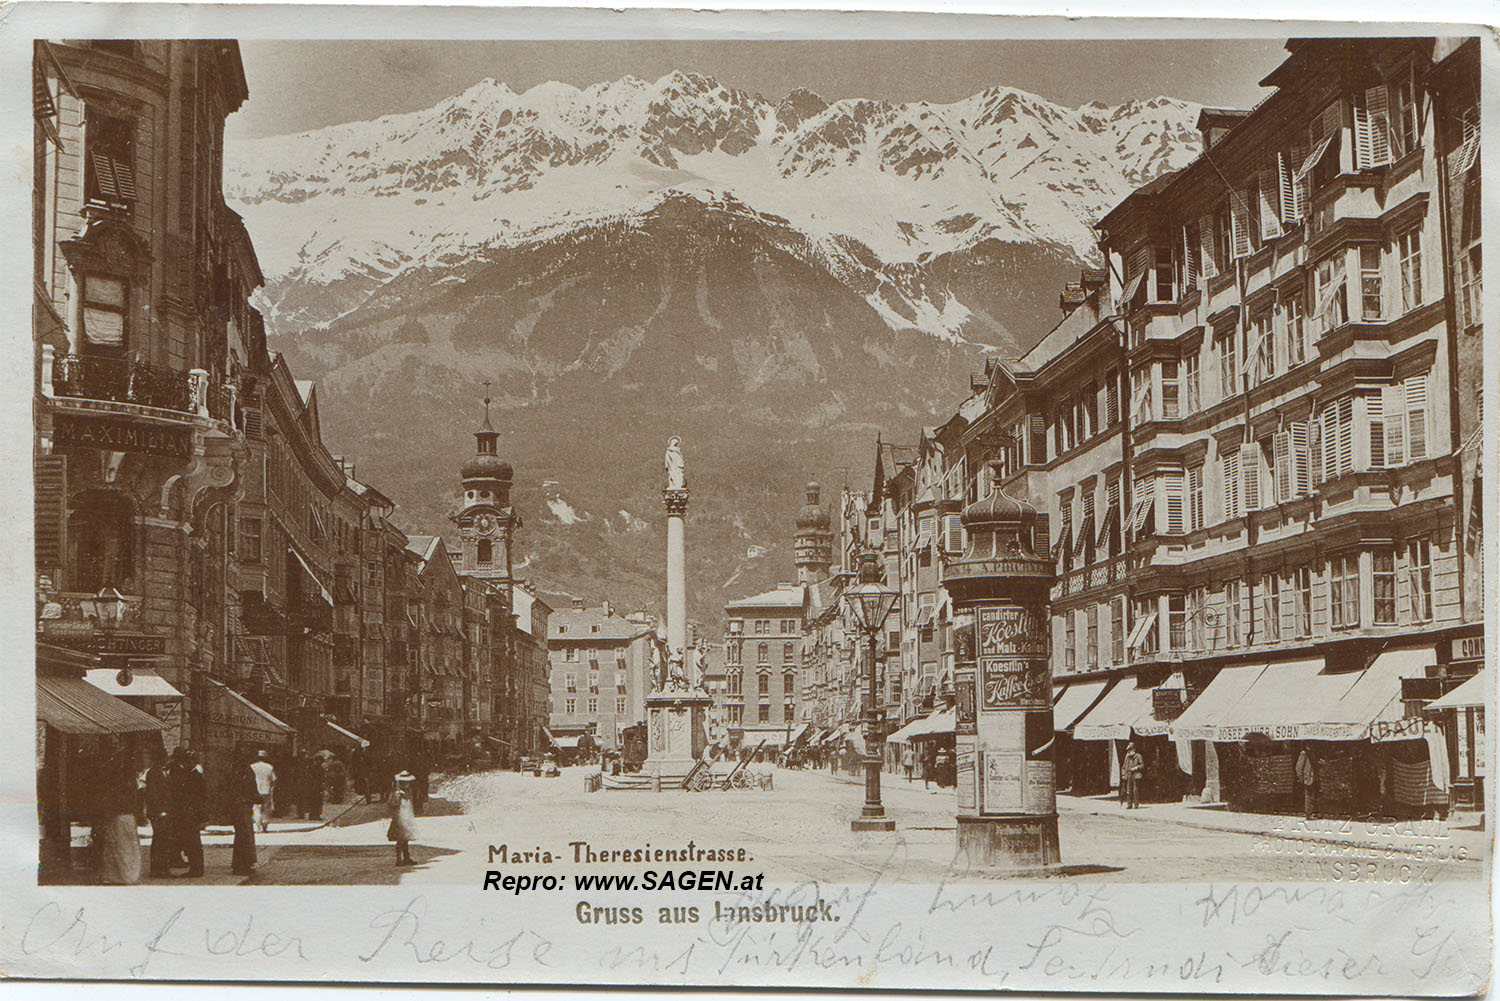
[1053,679,1110,731]
[1074,678,1157,742]
[37,676,168,735]
[787,722,813,745]
[1187,658,1375,742]
[204,679,295,740]
[1326,646,1434,739]
[887,714,931,744]
[1427,670,1487,711]
[740,729,788,747]
[910,707,956,741]
[323,719,370,749]
[84,668,183,698]
[1170,663,1266,741]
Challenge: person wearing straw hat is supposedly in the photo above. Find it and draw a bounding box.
[388,771,418,866]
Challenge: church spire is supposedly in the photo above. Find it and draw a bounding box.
[475,381,499,455]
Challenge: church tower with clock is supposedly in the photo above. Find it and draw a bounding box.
[454,391,519,603]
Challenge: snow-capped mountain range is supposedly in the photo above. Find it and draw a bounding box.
[225,71,1203,341]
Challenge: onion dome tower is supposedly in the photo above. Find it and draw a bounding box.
[793,481,834,584]
[454,388,519,599]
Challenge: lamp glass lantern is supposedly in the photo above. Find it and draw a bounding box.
[79,586,129,630]
[842,579,899,637]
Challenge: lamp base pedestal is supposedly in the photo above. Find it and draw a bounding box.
[850,817,896,832]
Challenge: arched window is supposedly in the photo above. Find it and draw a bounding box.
[477,539,492,566]
[68,490,135,593]
[757,642,769,664]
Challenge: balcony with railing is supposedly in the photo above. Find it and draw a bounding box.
[43,348,236,425]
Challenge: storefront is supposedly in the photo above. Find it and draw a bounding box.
[1051,679,1109,794]
[1169,649,1434,816]
[36,663,169,880]
[201,678,296,817]
[1072,674,1189,802]
[1425,669,1486,817]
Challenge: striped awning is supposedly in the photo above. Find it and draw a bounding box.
[37,676,167,735]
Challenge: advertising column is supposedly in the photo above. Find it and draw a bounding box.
[943,464,1060,868]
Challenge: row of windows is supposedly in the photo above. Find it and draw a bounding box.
[560,697,629,715]
[724,641,798,665]
[1059,539,1438,671]
[726,618,800,635]
[721,703,797,724]
[561,672,629,693]
[723,670,798,695]
[559,647,631,665]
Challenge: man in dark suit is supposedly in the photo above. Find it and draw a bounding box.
[168,748,206,877]
[230,749,260,876]
[143,751,174,878]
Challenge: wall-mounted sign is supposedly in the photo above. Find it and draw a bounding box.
[53,414,193,459]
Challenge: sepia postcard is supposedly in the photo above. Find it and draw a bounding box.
[0,2,1494,993]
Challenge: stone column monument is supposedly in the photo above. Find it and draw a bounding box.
[642,436,714,786]
[941,462,1061,867]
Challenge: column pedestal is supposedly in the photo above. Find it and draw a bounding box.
[642,691,714,785]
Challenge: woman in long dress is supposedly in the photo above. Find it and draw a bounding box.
[95,744,142,884]
[387,771,418,866]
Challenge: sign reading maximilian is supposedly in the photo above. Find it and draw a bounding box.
[53,414,194,459]
[976,605,1049,710]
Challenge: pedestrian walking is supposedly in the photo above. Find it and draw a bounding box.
[94,742,142,885]
[230,750,259,876]
[413,747,431,815]
[249,750,277,833]
[903,743,915,782]
[1296,745,1318,820]
[387,771,419,866]
[143,751,174,878]
[303,753,326,821]
[1123,742,1144,809]
[167,748,206,877]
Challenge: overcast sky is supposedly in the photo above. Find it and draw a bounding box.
[225,38,1291,142]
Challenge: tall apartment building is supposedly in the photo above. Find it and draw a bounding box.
[722,584,806,745]
[546,601,654,752]
[936,36,1484,815]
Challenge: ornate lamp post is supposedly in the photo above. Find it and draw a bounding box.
[843,550,899,832]
[79,585,132,686]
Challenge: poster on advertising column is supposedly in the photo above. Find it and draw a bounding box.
[981,749,1024,812]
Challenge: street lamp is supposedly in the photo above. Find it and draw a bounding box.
[842,549,899,832]
[79,585,132,686]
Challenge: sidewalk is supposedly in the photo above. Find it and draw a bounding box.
[1059,791,1489,861]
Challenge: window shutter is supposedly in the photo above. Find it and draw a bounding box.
[1241,441,1261,511]
[1337,397,1355,476]
[1406,373,1428,460]
[1127,245,1149,284]
[1032,512,1050,560]
[944,513,964,554]
[1105,373,1120,427]
[242,407,263,440]
[1354,84,1392,169]
[1382,383,1405,467]
[1029,413,1047,465]
[1258,170,1282,240]
[34,454,68,581]
[1366,390,1385,469]
[1198,212,1218,278]
[1223,449,1241,519]
[1274,430,1292,502]
[1321,102,1343,148]
[1290,420,1311,496]
[1230,191,1253,259]
[1163,468,1185,534]
[1278,149,1305,223]
[1188,464,1204,530]
[1181,224,1199,287]
[1309,417,1324,487]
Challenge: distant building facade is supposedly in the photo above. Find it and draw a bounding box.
[546,600,655,752]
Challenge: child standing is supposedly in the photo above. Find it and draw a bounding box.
[388,771,418,866]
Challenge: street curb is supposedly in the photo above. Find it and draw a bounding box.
[1065,802,1487,860]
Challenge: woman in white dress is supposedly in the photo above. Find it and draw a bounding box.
[94,743,142,884]
[387,771,418,866]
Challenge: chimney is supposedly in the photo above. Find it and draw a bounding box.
[1058,281,1086,314]
[602,599,613,618]
[1080,269,1108,299]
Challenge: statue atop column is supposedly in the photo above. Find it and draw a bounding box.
[665,436,685,491]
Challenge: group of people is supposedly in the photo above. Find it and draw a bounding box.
[91,743,207,884]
